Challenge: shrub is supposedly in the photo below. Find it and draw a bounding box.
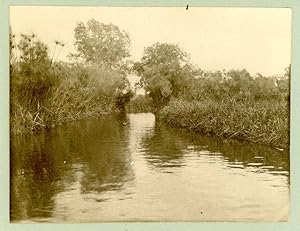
[126,95,154,113]
[10,34,132,135]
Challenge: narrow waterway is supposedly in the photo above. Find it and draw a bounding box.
[10,113,289,222]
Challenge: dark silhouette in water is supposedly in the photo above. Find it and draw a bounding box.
[10,113,289,222]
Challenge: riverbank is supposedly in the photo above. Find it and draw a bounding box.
[10,33,133,135]
[10,63,131,135]
[159,98,289,149]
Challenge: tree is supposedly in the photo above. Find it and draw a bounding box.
[134,43,194,110]
[73,19,131,68]
[140,42,189,67]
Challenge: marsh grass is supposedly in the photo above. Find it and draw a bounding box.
[157,68,290,149]
[10,65,120,134]
[10,33,290,149]
[10,33,134,135]
[160,97,289,149]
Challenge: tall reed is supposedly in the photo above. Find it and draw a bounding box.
[159,97,289,149]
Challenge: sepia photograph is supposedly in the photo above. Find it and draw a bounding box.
[9,6,291,223]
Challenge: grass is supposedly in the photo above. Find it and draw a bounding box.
[10,33,290,150]
[9,33,135,135]
[10,63,130,135]
[159,97,289,149]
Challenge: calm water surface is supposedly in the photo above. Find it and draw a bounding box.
[10,113,289,222]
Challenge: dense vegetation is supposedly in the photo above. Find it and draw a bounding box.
[10,20,290,149]
[134,43,290,149]
[10,21,133,135]
[126,95,154,113]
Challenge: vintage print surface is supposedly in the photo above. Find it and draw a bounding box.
[10,7,291,222]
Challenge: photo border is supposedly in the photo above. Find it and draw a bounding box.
[1,0,299,230]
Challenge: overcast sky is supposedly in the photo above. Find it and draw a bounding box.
[10,6,291,76]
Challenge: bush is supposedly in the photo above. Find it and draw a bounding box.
[10,34,132,135]
[126,95,154,113]
[183,69,289,102]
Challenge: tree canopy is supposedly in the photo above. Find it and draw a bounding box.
[134,43,194,109]
[73,19,131,68]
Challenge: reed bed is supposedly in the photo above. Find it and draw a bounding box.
[159,98,289,149]
[10,33,134,135]
[10,64,129,135]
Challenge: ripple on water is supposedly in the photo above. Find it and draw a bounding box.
[10,113,289,222]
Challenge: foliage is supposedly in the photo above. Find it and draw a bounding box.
[158,67,290,149]
[183,69,289,102]
[86,65,134,111]
[10,33,60,108]
[126,95,154,113]
[160,98,289,149]
[10,26,290,150]
[72,18,131,68]
[10,33,132,135]
[130,41,289,149]
[134,43,194,110]
[139,42,190,67]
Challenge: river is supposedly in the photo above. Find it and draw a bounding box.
[10,113,289,222]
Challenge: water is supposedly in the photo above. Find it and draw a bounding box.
[10,113,289,222]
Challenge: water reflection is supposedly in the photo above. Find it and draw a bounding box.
[11,114,134,222]
[10,113,289,222]
[10,133,63,220]
[141,122,186,168]
[141,121,289,176]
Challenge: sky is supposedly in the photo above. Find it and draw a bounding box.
[10,6,291,76]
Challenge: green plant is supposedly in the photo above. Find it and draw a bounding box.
[126,95,154,113]
[10,33,132,135]
[72,18,131,68]
[160,98,289,149]
[134,42,194,110]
